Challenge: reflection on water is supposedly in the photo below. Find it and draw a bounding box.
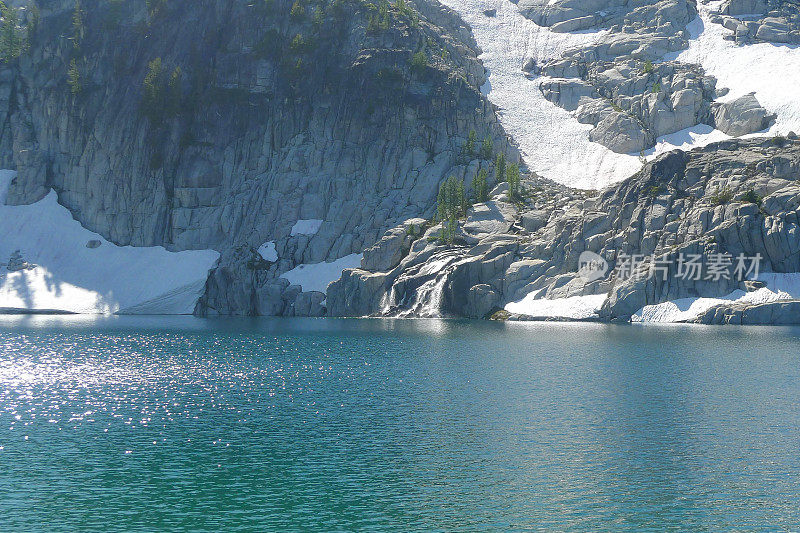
[1,316,800,531]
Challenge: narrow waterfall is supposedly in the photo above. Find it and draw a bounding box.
[382,249,468,318]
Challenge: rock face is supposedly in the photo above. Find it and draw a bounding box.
[329,137,800,323]
[712,93,777,137]
[540,58,775,153]
[518,0,698,59]
[520,0,776,154]
[715,0,800,45]
[0,0,515,315]
[692,300,800,325]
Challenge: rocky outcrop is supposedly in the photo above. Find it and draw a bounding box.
[329,137,800,323]
[714,0,800,45]
[712,93,777,137]
[520,0,776,154]
[4,250,35,272]
[537,50,774,154]
[361,218,426,272]
[0,0,516,316]
[519,0,698,60]
[691,300,800,325]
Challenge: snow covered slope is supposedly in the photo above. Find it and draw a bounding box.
[505,292,607,320]
[675,1,800,136]
[633,273,800,323]
[438,0,800,189]
[438,0,640,188]
[280,254,363,294]
[0,171,219,314]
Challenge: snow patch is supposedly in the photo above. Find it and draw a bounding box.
[290,219,323,236]
[644,124,733,160]
[438,0,643,188]
[257,241,278,262]
[0,172,219,314]
[279,253,363,294]
[118,280,209,315]
[441,0,800,187]
[633,273,800,323]
[504,291,607,319]
[674,3,800,135]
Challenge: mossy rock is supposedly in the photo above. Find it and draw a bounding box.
[488,308,510,321]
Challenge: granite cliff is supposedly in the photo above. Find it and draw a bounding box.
[329,136,800,324]
[2,0,800,324]
[0,0,515,315]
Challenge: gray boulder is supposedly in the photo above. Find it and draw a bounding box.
[462,201,516,238]
[293,291,327,317]
[712,93,776,137]
[723,0,769,17]
[521,210,549,232]
[540,79,599,112]
[589,112,651,154]
[692,300,800,325]
[361,218,426,272]
[464,284,502,318]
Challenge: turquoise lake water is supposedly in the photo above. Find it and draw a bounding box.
[1,316,799,531]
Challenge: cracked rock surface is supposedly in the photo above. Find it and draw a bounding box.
[329,137,800,323]
[0,0,515,316]
[520,0,776,154]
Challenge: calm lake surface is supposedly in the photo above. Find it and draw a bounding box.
[1,316,799,531]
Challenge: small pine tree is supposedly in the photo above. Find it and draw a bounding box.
[313,6,325,25]
[72,0,84,49]
[437,176,466,244]
[378,0,389,28]
[741,189,762,205]
[142,57,164,121]
[67,58,81,94]
[410,51,427,75]
[506,163,521,200]
[495,153,506,182]
[464,129,476,157]
[395,0,418,26]
[290,0,304,19]
[472,168,488,203]
[0,1,25,61]
[367,14,378,32]
[479,136,493,160]
[290,33,305,52]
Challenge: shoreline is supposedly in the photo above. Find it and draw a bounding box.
[3,307,800,326]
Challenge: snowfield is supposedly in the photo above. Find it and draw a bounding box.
[257,241,278,262]
[280,253,363,294]
[290,219,323,236]
[0,171,219,314]
[439,0,800,189]
[675,1,800,136]
[633,273,800,323]
[438,0,642,188]
[504,291,607,320]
